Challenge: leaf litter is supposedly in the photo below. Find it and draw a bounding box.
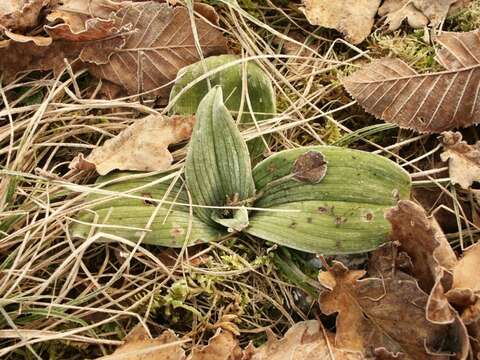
[1,0,480,359]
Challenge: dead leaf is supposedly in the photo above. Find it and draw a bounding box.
[342,29,480,133]
[319,261,459,359]
[0,0,56,32]
[378,0,459,31]
[0,17,127,80]
[292,151,327,183]
[385,200,457,291]
[385,200,460,324]
[88,1,227,97]
[70,115,195,175]
[246,320,363,360]
[3,29,52,46]
[300,0,380,44]
[441,131,480,190]
[104,323,185,360]
[46,0,125,33]
[188,329,242,360]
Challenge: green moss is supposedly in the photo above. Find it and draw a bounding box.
[368,30,441,73]
[445,0,480,32]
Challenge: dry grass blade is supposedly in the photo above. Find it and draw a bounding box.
[88,1,228,97]
[342,29,480,133]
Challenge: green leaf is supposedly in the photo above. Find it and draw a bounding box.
[169,55,276,162]
[246,146,411,254]
[70,172,224,247]
[185,86,255,227]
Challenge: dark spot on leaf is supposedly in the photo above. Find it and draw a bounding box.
[335,216,347,227]
[170,226,185,238]
[292,151,327,183]
[318,206,329,214]
[364,211,374,221]
[307,217,313,223]
[289,221,297,228]
[142,192,155,206]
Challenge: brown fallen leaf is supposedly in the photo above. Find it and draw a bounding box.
[246,320,363,360]
[342,29,480,133]
[301,0,380,44]
[319,260,461,359]
[385,200,457,291]
[88,1,228,97]
[46,0,125,33]
[69,115,195,175]
[103,323,185,360]
[0,0,56,32]
[378,0,459,31]
[440,131,480,190]
[188,329,242,360]
[0,17,127,80]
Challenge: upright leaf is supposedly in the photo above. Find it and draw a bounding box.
[343,29,480,133]
[185,86,255,227]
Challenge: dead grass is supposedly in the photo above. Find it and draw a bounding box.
[0,0,479,358]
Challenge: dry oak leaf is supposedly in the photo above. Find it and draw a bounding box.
[441,131,480,190]
[88,1,228,97]
[246,320,363,360]
[188,329,242,360]
[300,0,380,44]
[342,29,480,133]
[385,200,460,325]
[446,243,480,322]
[102,323,185,360]
[0,0,56,32]
[0,18,127,80]
[378,0,459,31]
[319,261,457,359]
[69,115,195,175]
[46,0,125,33]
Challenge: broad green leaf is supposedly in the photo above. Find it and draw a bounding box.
[185,86,255,227]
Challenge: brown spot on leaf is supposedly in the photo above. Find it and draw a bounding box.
[170,226,185,238]
[141,192,155,206]
[292,151,328,183]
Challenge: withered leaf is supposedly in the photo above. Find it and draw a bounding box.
[188,329,242,360]
[0,18,126,80]
[69,115,195,175]
[378,0,458,31]
[247,320,363,360]
[319,261,457,359]
[106,323,185,360]
[385,200,457,291]
[301,0,380,44]
[88,1,228,97]
[46,0,124,33]
[342,29,480,133]
[292,151,327,183]
[0,0,56,32]
[441,131,480,189]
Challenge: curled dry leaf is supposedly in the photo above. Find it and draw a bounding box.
[69,115,195,175]
[105,323,185,360]
[319,260,463,359]
[0,0,56,32]
[0,18,127,80]
[246,320,363,360]
[46,0,125,33]
[342,29,480,133]
[88,1,228,97]
[188,329,242,360]
[301,0,380,44]
[378,0,460,31]
[441,131,480,189]
[385,200,460,325]
[385,200,458,291]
